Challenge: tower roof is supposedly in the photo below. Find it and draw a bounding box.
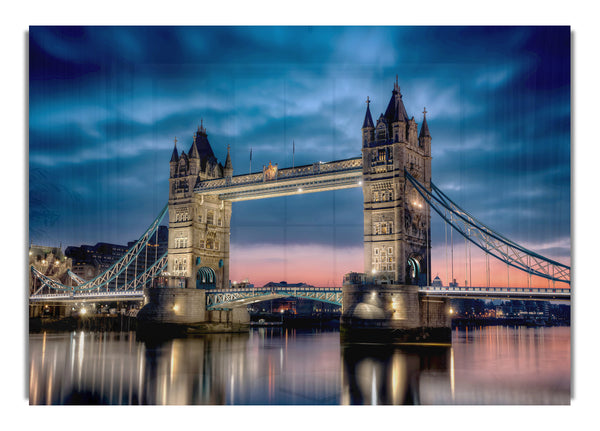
[419,108,431,138]
[189,120,217,162]
[384,77,409,123]
[170,137,179,162]
[362,97,374,128]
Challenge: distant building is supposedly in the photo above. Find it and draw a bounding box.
[432,275,443,287]
[64,225,168,281]
[230,279,254,289]
[343,272,367,286]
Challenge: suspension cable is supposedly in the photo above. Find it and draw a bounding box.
[451,212,454,286]
[445,211,448,287]
[464,235,468,288]
[30,203,167,293]
[404,169,570,285]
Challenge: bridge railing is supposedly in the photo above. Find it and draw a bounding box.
[29,289,145,301]
[420,285,570,296]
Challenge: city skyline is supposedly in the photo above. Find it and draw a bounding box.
[29,26,571,287]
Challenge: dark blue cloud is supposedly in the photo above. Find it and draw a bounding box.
[28,26,570,264]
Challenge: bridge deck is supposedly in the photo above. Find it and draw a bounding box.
[195,157,363,201]
[29,290,145,303]
[29,285,570,305]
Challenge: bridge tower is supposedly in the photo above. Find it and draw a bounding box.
[361,78,432,286]
[167,123,232,290]
[342,79,448,344]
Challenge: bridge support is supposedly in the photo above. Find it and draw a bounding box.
[340,82,450,343]
[136,287,250,334]
[341,282,451,344]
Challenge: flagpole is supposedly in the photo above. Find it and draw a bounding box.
[292,140,295,168]
[249,147,252,174]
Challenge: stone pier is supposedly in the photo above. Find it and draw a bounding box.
[340,282,451,344]
[136,287,250,335]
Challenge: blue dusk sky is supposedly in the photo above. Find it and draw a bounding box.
[28,26,571,286]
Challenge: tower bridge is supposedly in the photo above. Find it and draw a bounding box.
[30,78,571,343]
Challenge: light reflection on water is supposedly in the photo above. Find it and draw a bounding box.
[28,326,570,405]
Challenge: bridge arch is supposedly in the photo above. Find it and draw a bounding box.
[196,267,216,289]
[405,255,424,286]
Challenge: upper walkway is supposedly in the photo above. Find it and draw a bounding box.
[195,157,363,201]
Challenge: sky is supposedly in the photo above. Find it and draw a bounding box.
[28,26,571,287]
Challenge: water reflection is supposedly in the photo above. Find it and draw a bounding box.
[341,344,450,405]
[29,326,570,405]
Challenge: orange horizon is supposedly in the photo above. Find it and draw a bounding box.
[230,243,570,289]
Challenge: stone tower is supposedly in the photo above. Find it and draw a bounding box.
[361,78,432,286]
[167,122,232,289]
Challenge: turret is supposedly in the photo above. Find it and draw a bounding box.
[362,97,374,147]
[169,137,179,178]
[418,108,431,155]
[224,145,233,177]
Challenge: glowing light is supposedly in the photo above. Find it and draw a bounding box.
[372,268,377,274]
[80,308,87,315]
[173,305,179,312]
[298,188,303,192]
[449,308,454,314]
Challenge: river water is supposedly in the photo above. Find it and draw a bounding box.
[28,325,570,405]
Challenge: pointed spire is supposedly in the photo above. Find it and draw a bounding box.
[189,132,200,158]
[224,144,233,173]
[362,96,374,128]
[170,137,179,162]
[419,107,431,138]
[197,118,206,134]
